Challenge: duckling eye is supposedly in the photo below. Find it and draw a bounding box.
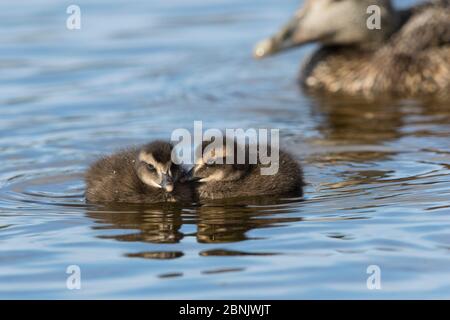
[146,163,156,171]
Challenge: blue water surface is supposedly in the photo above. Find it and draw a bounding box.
[1,0,450,299]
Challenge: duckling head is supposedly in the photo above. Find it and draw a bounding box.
[254,0,399,58]
[135,141,175,192]
[191,138,251,183]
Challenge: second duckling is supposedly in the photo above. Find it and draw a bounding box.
[190,138,304,201]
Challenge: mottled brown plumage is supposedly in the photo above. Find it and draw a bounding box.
[254,0,450,98]
[191,138,304,201]
[85,141,194,204]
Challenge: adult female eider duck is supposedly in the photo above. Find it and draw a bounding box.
[85,141,194,204]
[254,0,450,98]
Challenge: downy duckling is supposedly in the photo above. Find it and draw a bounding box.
[254,0,450,98]
[85,141,193,204]
[190,138,304,201]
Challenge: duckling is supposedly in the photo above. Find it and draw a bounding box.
[254,0,450,98]
[85,141,193,204]
[190,138,304,201]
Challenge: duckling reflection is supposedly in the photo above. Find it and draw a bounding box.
[87,204,184,244]
[85,140,194,204]
[195,202,303,244]
[255,0,450,98]
[85,199,304,257]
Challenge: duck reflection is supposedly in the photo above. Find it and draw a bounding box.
[304,94,450,192]
[311,94,450,146]
[85,198,303,259]
[310,94,404,145]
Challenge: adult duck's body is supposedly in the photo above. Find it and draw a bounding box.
[254,0,450,98]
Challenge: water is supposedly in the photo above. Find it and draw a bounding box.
[1,0,450,299]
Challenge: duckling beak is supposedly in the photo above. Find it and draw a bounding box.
[186,166,201,182]
[160,173,174,192]
[253,15,310,58]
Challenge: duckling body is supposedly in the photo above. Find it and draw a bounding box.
[191,139,304,201]
[85,141,193,204]
[255,0,450,98]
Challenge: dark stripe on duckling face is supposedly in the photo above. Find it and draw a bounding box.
[191,138,251,183]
